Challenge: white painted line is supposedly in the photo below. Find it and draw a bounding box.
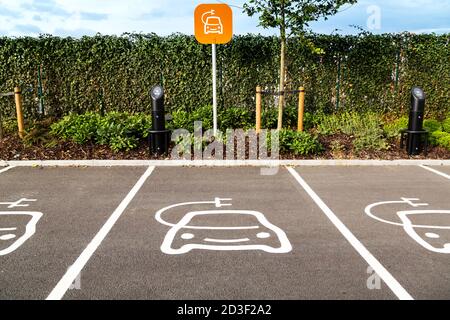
[0,166,14,174]
[0,227,17,231]
[204,238,250,243]
[286,167,413,300]
[419,165,450,180]
[3,159,450,167]
[46,166,155,300]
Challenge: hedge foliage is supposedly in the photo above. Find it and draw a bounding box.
[0,33,449,120]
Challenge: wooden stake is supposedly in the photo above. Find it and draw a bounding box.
[14,87,25,139]
[256,86,262,134]
[297,87,305,132]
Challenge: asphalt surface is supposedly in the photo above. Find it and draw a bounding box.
[0,167,146,299]
[0,165,449,300]
[431,166,450,176]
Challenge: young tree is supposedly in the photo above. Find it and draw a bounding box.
[243,0,358,130]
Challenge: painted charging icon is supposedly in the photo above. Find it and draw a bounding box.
[155,197,292,255]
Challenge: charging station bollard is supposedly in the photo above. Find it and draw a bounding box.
[148,85,171,155]
[400,87,429,156]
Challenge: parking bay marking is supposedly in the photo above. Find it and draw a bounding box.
[0,211,43,256]
[0,166,15,174]
[286,167,413,300]
[365,198,450,254]
[156,199,292,255]
[46,166,155,300]
[419,165,450,180]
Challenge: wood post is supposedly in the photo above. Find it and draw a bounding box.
[297,87,305,132]
[14,87,24,139]
[256,86,262,134]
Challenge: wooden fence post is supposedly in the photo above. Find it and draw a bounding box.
[14,87,25,139]
[256,86,262,134]
[297,87,305,132]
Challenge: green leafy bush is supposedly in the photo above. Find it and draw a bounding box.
[50,112,151,151]
[0,118,19,136]
[219,107,254,131]
[168,105,314,132]
[384,116,408,139]
[1,34,448,119]
[353,127,389,152]
[279,130,323,156]
[169,105,213,132]
[261,105,313,130]
[50,112,100,144]
[423,119,442,133]
[442,118,450,133]
[316,112,388,152]
[431,131,450,150]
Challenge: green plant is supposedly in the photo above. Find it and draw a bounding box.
[219,107,254,131]
[261,105,299,130]
[442,118,450,133]
[50,112,100,144]
[1,34,449,119]
[316,112,389,152]
[279,129,323,155]
[50,112,151,151]
[384,116,408,139]
[423,119,442,133]
[169,105,213,132]
[22,117,59,147]
[330,140,345,158]
[1,118,18,136]
[431,131,450,150]
[353,127,389,152]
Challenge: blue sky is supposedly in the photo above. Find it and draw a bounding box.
[0,0,449,37]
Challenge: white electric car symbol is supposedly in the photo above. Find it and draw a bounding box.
[365,198,450,254]
[155,198,292,255]
[202,10,223,35]
[397,210,450,254]
[0,211,42,256]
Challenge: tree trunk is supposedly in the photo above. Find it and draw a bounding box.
[277,39,286,130]
[277,4,286,131]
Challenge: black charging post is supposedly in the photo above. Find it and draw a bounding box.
[400,87,429,156]
[149,85,171,155]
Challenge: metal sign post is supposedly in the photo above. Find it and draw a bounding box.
[212,43,218,136]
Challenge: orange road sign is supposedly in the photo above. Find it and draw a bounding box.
[194,4,233,44]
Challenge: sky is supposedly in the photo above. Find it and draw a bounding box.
[0,0,449,38]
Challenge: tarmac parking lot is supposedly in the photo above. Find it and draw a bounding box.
[0,164,449,300]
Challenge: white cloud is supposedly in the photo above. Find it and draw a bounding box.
[0,0,449,37]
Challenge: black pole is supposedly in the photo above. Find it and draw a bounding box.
[406,87,426,155]
[149,85,171,155]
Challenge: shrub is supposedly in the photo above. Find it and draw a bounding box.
[353,127,389,152]
[431,131,450,150]
[50,112,151,151]
[50,112,100,144]
[383,116,408,139]
[279,130,323,156]
[316,112,389,152]
[260,105,302,130]
[168,105,312,132]
[423,119,442,133]
[442,118,450,133]
[219,107,254,131]
[169,105,213,132]
[0,118,19,136]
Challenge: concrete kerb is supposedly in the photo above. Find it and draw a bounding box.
[1,159,450,167]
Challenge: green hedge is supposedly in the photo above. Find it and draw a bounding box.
[0,33,449,120]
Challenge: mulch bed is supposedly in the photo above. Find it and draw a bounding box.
[0,134,449,161]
